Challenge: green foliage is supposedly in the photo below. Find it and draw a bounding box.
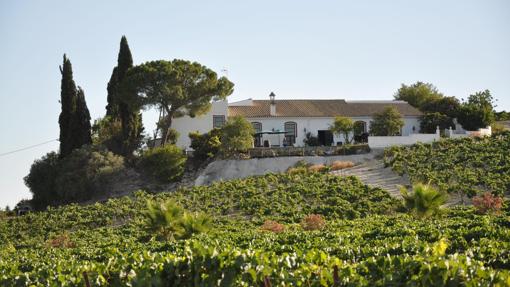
[106,36,144,156]
[369,106,404,136]
[394,81,443,109]
[458,90,496,131]
[421,96,461,118]
[58,55,92,157]
[145,200,211,240]
[92,115,123,153]
[164,128,179,145]
[1,172,510,285]
[400,183,447,218]
[58,54,77,158]
[171,173,399,222]
[23,152,60,210]
[220,116,255,156]
[495,110,510,121]
[492,122,507,135]
[189,128,222,160]
[106,66,119,117]
[394,83,460,135]
[24,147,125,209]
[384,134,510,197]
[123,59,234,145]
[55,146,125,204]
[139,145,186,183]
[353,121,366,136]
[74,87,92,148]
[329,116,354,144]
[420,112,454,133]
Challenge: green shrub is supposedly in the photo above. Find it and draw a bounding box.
[189,128,222,160]
[24,152,60,210]
[25,147,125,209]
[145,200,211,240]
[139,145,186,183]
[220,116,255,156]
[91,115,123,154]
[55,146,125,204]
[400,183,447,218]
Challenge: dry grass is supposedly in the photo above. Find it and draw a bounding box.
[300,214,326,231]
[330,161,354,171]
[46,232,76,248]
[260,220,285,233]
[307,164,328,173]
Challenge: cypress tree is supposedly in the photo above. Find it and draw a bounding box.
[58,54,78,158]
[74,87,92,147]
[107,36,143,156]
[58,55,92,158]
[105,67,118,117]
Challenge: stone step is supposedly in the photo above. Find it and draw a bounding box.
[331,160,409,199]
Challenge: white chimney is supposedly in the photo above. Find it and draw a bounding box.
[269,92,276,116]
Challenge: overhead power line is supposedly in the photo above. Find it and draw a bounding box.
[0,139,58,157]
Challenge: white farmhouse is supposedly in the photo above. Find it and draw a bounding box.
[171,93,423,149]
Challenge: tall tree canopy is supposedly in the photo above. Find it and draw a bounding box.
[58,54,77,157]
[394,82,443,110]
[421,96,460,118]
[420,112,454,133]
[394,82,464,134]
[369,107,405,136]
[105,67,119,117]
[58,55,92,157]
[123,59,234,145]
[457,90,495,131]
[74,87,92,148]
[105,36,143,155]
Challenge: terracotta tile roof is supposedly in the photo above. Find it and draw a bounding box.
[228,100,422,118]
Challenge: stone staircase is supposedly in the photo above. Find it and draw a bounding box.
[331,160,410,198]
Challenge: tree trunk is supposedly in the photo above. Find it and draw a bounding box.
[160,112,173,146]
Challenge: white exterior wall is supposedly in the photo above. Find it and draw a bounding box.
[401,117,421,136]
[171,100,421,149]
[172,100,228,149]
[368,132,440,148]
[247,116,421,147]
[445,126,492,139]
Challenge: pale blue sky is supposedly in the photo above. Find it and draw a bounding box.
[1,0,509,207]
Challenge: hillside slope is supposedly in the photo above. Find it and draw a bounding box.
[1,173,509,286]
[384,132,510,200]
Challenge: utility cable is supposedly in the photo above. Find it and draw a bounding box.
[0,139,58,157]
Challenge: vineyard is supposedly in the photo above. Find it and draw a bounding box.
[384,132,510,198]
[1,172,510,286]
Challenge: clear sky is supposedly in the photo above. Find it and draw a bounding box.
[1,0,509,208]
